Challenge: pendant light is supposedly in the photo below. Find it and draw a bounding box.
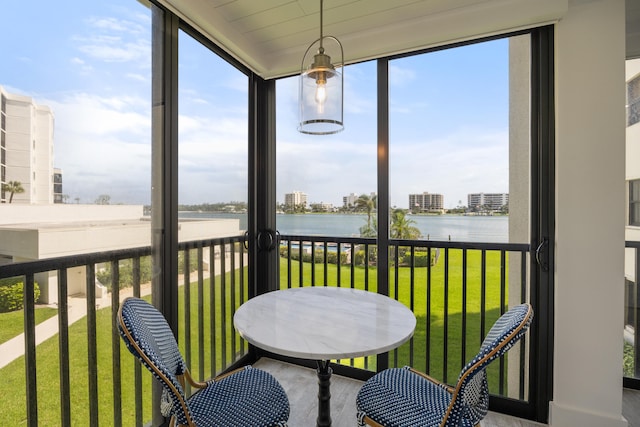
[298,0,344,135]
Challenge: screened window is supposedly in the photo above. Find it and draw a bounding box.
[628,74,640,127]
[630,179,640,226]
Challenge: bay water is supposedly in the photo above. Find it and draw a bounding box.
[179,212,509,243]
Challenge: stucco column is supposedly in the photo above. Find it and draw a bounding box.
[550,0,628,426]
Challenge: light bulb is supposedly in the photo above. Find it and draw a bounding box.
[315,82,327,104]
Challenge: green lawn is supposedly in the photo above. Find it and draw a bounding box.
[0,307,58,345]
[0,248,516,425]
[281,248,511,385]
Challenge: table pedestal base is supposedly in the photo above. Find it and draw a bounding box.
[316,360,332,427]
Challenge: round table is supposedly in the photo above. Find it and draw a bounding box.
[233,286,416,427]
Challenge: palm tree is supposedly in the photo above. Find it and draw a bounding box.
[359,218,378,238]
[1,181,25,203]
[390,208,421,239]
[356,194,377,232]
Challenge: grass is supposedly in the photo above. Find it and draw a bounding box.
[0,306,58,345]
[0,248,517,425]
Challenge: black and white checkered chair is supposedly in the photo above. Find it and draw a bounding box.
[356,303,533,427]
[118,297,290,427]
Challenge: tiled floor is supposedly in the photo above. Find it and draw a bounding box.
[254,358,547,427]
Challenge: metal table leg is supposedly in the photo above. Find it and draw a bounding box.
[316,360,332,427]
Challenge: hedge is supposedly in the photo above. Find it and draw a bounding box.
[279,247,349,265]
[402,250,437,267]
[0,277,41,313]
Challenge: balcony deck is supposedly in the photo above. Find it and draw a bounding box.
[254,358,547,427]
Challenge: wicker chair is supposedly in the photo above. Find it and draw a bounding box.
[356,303,533,427]
[118,297,290,427]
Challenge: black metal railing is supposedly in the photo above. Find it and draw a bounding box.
[280,235,530,400]
[0,235,247,427]
[277,234,531,399]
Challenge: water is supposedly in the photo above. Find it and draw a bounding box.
[179,212,510,243]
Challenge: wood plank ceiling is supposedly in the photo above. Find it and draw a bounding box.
[158,0,637,78]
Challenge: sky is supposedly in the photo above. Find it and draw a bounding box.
[0,0,510,209]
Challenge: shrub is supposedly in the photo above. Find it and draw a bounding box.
[353,248,378,266]
[280,246,348,265]
[0,277,40,313]
[624,342,634,377]
[279,246,289,258]
[322,251,347,265]
[97,256,153,291]
[401,250,436,267]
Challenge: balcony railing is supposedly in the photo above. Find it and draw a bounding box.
[278,235,531,396]
[0,236,248,426]
[8,234,638,424]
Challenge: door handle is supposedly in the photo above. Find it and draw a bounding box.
[257,229,278,252]
[535,238,549,272]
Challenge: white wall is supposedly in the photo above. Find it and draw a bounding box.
[551,0,627,426]
[0,204,143,224]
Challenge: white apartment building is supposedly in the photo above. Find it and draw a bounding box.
[467,192,509,211]
[284,191,307,208]
[315,202,334,212]
[343,192,376,208]
[0,86,55,204]
[343,192,359,208]
[409,192,444,212]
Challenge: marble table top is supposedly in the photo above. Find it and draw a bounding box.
[233,286,416,360]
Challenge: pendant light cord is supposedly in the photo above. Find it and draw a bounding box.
[319,0,324,50]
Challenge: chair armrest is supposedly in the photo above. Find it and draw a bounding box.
[360,414,386,427]
[181,370,208,389]
[184,366,248,390]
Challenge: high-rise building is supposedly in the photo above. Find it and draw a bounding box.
[284,191,307,208]
[0,86,55,204]
[409,192,444,212]
[343,192,359,208]
[467,193,509,210]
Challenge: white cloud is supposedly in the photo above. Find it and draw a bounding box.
[72,14,150,66]
[389,128,509,207]
[389,63,417,87]
[41,92,151,203]
[126,73,148,83]
[276,136,377,205]
[48,93,149,137]
[75,35,149,63]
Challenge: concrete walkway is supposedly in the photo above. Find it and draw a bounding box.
[0,290,142,369]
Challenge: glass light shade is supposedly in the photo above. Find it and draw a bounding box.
[298,37,344,135]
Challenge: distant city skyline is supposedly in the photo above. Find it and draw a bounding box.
[283,190,508,210]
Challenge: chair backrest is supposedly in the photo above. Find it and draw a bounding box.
[118,297,193,425]
[443,303,533,426]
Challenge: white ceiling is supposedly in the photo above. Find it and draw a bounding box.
[158,0,639,79]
